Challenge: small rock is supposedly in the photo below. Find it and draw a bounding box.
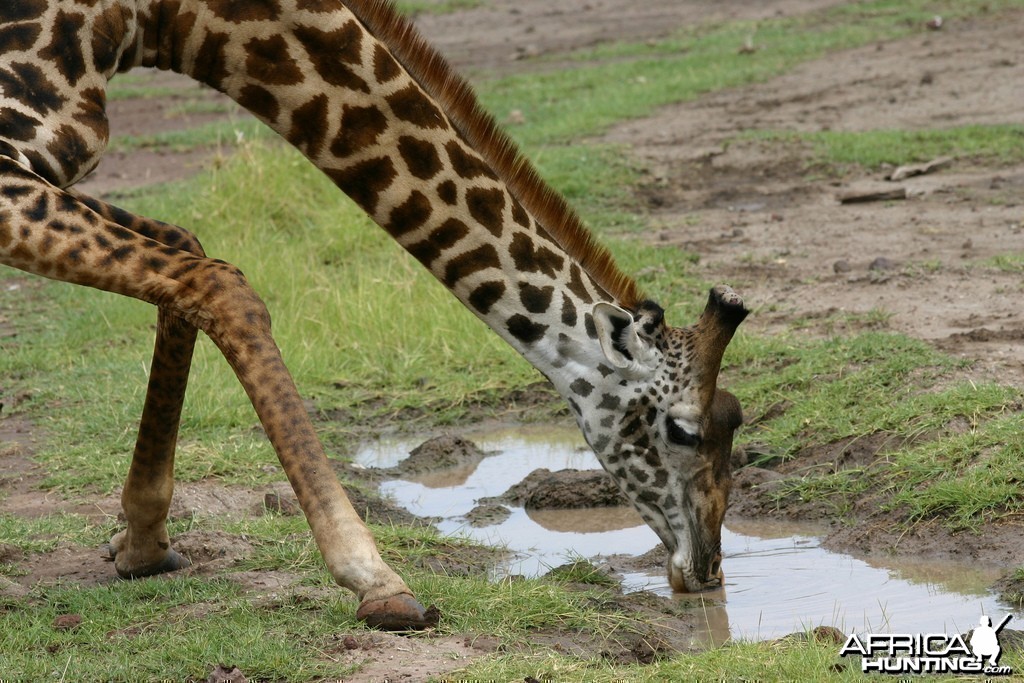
[776,625,846,645]
[395,435,485,477]
[812,626,846,644]
[206,664,247,683]
[464,503,511,528]
[467,634,502,653]
[961,239,973,250]
[730,446,749,469]
[498,468,627,509]
[833,259,852,274]
[342,635,359,650]
[868,256,897,271]
[732,467,785,491]
[52,614,82,632]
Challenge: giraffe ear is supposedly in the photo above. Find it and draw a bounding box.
[593,303,657,375]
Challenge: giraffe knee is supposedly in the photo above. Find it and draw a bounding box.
[192,263,273,338]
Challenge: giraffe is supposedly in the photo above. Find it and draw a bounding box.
[0,0,748,629]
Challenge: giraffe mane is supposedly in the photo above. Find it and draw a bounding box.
[345,0,645,312]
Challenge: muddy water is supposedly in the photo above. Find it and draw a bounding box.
[355,426,1020,643]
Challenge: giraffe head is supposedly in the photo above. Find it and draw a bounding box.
[582,285,747,593]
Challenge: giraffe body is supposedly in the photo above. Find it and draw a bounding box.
[0,0,747,627]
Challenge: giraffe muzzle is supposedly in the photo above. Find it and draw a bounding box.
[668,547,724,594]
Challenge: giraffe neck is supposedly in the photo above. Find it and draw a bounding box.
[126,0,644,390]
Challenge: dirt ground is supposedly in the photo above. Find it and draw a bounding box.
[5,0,1024,679]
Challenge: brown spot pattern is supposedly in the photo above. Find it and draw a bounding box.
[289,93,329,157]
[39,10,88,86]
[331,104,388,158]
[46,124,91,180]
[294,22,368,92]
[72,88,109,140]
[372,43,401,84]
[237,84,280,122]
[518,282,554,314]
[0,22,41,54]
[387,190,432,238]
[442,244,500,288]
[205,0,281,23]
[436,180,457,205]
[507,314,547,345]
[465,187,505,238]
[245,35,303,85]
[445,140,496,181]
[0,63,66,113]
[509,232,564,279]
[0,107,42,142]
[386,82,444,129]
[91,4,131,74]
[325,157,396,214]
[4,0,47,21]
[397,136,442,180]
[468,281,506,315]
[192,30,230,90]
[406,217,468,267]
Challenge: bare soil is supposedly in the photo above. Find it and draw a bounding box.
[5,1,1024,679]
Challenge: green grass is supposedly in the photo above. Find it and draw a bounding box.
[396,0,482,15]
[475,0,1024,150]
[726,328,1023,527]
[749,124,1024,171]
[729,332,1019,462]
[107,117,273,153]
[889,409,1024,530]
[456,639,1024,682]
[0,512,109,555]
[0,577,365,681]
[989,252,1024,273]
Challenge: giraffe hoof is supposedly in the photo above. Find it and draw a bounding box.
[105,545,191,579]
[356,593,440,631]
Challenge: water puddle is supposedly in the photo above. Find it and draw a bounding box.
[355,425,1020,643]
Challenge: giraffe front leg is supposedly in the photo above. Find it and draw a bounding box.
[199,286,434,629]
[69,195,203,579]
[106,307,195,578]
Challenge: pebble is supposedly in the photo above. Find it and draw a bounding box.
[868,256,897,271]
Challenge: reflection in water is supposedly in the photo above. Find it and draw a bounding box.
[526,506,642,534]
[355,425,1020,642]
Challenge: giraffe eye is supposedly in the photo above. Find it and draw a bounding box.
[665,416,701,448]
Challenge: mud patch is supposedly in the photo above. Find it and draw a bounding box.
[485,467,626,510]
[172,530,257,574]
[384,434,487,485]
[9,543,117,589]
[604,7,1024,386]
[320,632,480,681]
